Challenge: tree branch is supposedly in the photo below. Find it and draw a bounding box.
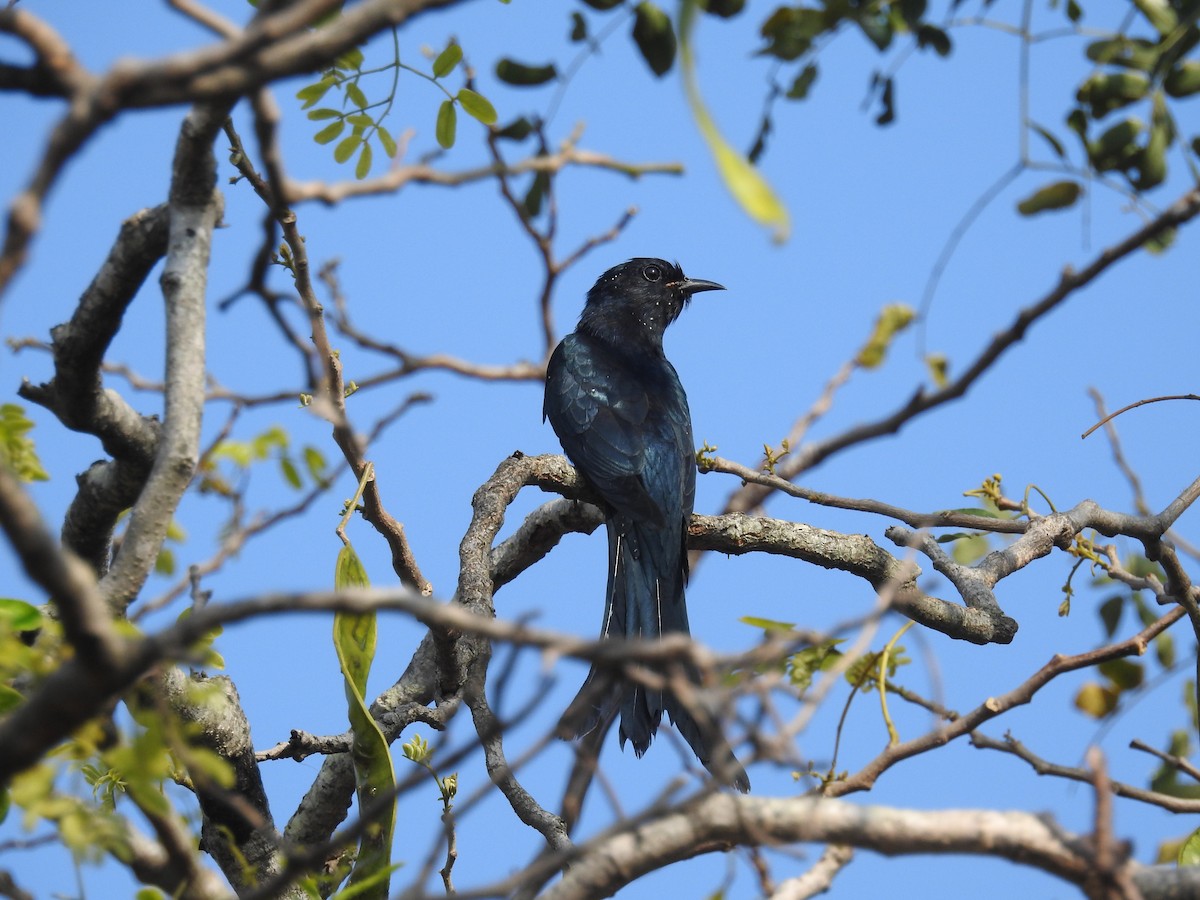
[537,792,1200,900]
[99,101,227,610]
[715,185,1200,516]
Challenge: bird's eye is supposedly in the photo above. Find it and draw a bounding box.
[641,264,662,282]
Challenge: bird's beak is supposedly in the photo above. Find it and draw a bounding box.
[676,277,725,296]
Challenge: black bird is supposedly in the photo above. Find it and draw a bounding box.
[544,258,749,792]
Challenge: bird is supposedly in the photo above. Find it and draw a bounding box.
[543,257,749,792]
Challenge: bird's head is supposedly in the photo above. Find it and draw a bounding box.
[578,258,724,351]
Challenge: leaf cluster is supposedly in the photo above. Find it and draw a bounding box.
[1018,0,1200,218]
[298,34,497,178]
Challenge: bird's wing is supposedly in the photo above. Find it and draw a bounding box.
[544,335,671,527]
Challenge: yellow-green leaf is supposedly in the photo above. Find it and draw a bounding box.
[435,100,457,149]
[1179,827,1200,866]
[296,78,335,109]
[740,615,796,632]
[334,135,362,163]
[857,303,914,368]
[280,457,302,489]
[345,81,368,110]
[433,43,463,78]
[925,353,949,388]
[0,684,22,715]
[355,142,373,180]
[333,544,396,899]
[0,598,43,631]
[678,0,789,242]
[457,88,497,125]
[0,404,49,482]
[1074,682,1118,718]
[1165,61,1200,98]
[377,126,398,159]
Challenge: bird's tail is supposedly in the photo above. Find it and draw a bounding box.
[559,514,749,792]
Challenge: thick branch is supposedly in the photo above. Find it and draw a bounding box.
[99,102,227,610]
[691,512,1018,644]
[537,793,1200,900]
[0,0,463,298]
[153,667,302,897]
[17,204,168,573]
[717,185,1200,515]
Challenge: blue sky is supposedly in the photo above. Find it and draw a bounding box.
[3,0,1200,897]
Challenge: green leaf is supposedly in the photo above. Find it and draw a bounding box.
[703,0,745,17]
[0,684,23,715]
[345,81,368,110]
[0,598,43,632]
[334,135,362,163]
[874,73,896,125]
[495,117,534,141]
[0,785,9,826]
[1131,0,1176,34]
[433,42,463,78]
[916,24,951,56]
[759,6,826,61]
[280,457,302,489]
[154,548,175,576]
[1134,92,1169,190]
[0,404,49,482]
[633,2,677,76]
[1086,37,1160,72]
[680,0,789,241]
[307,108,342,121]
[569,11,588,41]
[1077,72,1149,118]
[333,544,397,900]
[495,58,557,86]
[1145,226,1176,254]
[580,0,622,9]
[856,13,894,51]
[435,100,457,149]
[457,88,497,125]
[1098,594,1124,637]
[1016,180,1082,215]
[176,607,225,670]
[1089,117,1143,172]
[376,126,398,158]
[314,120,346,145]
[1156,632,1176,668]
[355,142,373,180]
[786,63,818,100]
[1027,121,1066,159]
[950,533,989,565]
[303,446,328,482]
[787,639,844,692]
[1178,827,1200,866]
[336,47,365,72]
[296,78,335,109]
[1099,658,1143,690]
[1165,61,1200,98]
[252,425,289,456]
[521,171,550,219]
